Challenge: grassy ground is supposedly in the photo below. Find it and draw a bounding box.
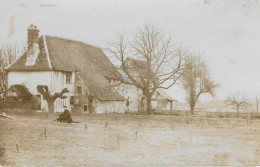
[0,112,260,166]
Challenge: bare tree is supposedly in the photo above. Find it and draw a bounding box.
[181,56,218,115]
[255,94,260,112]
[37,85,69,113]
[226,93,248,118]
[106,24,187,114]
[0,41,26,101]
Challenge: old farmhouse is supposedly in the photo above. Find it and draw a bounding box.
[6,24,127,113]
[5,24,175,113]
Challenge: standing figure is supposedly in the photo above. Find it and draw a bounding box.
[125,97,130,114]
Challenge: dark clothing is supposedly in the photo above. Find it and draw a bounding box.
[126,99,130,106]
[57,109,72,123]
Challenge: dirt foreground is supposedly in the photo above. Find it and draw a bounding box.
[0,113,260,166]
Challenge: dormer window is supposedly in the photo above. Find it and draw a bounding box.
[66,72,72,83]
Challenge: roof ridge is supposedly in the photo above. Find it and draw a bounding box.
[45,35,101,49]
[43,35,52,69]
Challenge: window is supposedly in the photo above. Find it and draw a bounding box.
[66,72,72,83]
[70,96,74,105]
[77,86,82,94]
[84,104,88,111]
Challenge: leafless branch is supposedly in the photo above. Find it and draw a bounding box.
[181,55,219,115]
[106,24,187,114]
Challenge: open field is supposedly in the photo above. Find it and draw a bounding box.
[1,112,260,166]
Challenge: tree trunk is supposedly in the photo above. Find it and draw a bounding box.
[189,89,195,116]
[47,100,55,113]
[190,102,195,116]
[236,106,239,118]
[170,101,173,112]
[146,96,152,115]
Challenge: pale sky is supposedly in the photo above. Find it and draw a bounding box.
[0,0,260,102]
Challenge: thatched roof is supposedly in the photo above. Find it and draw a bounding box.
[7,35,124,101]
[6,36,51,71]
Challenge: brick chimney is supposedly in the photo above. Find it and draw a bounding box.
[25,24,40,66]
[27,24,39,46]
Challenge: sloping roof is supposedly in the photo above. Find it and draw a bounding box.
[124,57,147,78]
[156,88,175,101]
[6,36,51,71]
[8,84,32,97]
[7,35,124,101]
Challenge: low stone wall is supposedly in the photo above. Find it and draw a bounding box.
[0,101,41,110]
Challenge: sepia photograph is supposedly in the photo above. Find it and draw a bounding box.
[0,0,260,166]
